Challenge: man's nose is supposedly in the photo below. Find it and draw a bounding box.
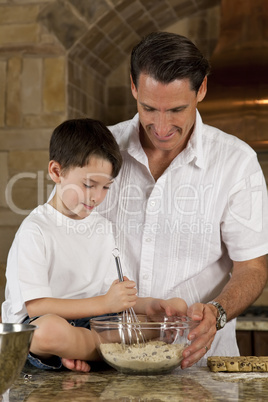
[154,113,168,136]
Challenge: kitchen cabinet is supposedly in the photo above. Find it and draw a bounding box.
[236,330,268,355]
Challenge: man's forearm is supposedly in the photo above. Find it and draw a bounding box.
[210,255,267,321]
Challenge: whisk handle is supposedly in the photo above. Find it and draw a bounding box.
[115,256,124,282]
[112,249,124,282]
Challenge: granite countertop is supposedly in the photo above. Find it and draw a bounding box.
[236,316,268,331]
[3,362,268,401]
[236,305,268,331]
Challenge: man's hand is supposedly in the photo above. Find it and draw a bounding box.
[180,303,217,369]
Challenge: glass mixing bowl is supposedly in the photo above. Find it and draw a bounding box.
[90,314,199,375]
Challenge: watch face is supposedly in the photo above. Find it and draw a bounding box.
[220,315,227,327]
[208,302,227,330]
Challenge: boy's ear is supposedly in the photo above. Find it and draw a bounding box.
[48,161,62,183]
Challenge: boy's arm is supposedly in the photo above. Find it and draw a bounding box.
[26,279,137,319]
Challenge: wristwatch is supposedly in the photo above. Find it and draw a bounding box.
[207,301,227,330]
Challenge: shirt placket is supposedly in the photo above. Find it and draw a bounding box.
[138,175,166,297]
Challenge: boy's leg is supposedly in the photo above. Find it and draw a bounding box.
[29,314,99,372]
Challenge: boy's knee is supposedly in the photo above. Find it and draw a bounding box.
[31,314,69,352]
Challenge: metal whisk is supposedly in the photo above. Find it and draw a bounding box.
[112,248,146,346]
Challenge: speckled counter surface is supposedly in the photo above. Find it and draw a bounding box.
[236,317,268,331]
[3,362,268,402]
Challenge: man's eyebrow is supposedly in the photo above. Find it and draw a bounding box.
[139,101,188,111]
[139,101,156,110]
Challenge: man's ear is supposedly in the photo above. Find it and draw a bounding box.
[48,161,62,183]
[130,74,138,100]
[197,76,207,103]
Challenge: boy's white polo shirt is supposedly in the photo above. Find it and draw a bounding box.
[2,204,118,323]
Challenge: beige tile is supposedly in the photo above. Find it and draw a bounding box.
[69,0,110,24]
[0,4,40,24]
[23,113,66,129]
[8,150,49,173]
[0,153,8,207]
[0,208,25,226]
[5,176,50,217]
[43,57,66,114]
[22,58,42,115]
[6,57,22,127]
[0,24,39,45]
[0,61,6,127]
[0,128,51,150]
[107,61,129,87]
[39,1,87,50]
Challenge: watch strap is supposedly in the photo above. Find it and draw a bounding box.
[207,301,227,330]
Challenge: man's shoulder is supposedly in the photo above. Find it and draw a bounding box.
[108,118,133,134]
[202,123,256,158]
[108,114,139,149]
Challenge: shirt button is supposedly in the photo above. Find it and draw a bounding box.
[143,274,149,280]
[150,201,156,207]
[145,238,151,242]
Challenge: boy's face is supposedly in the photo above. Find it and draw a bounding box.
[50,155,113,219]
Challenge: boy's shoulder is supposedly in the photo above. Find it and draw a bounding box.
[18,206,115,238]
[17,204,53,232]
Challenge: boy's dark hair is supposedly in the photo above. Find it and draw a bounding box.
[130,31,210,93]
[49,118,122,177]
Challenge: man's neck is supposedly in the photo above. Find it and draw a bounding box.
[139,125,192,181]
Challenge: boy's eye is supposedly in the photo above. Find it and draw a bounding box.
[103,186,110,190]
[83,183,93,189]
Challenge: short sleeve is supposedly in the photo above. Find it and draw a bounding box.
[221,156,268,261]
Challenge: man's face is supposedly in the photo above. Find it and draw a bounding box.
[131,73,207,154]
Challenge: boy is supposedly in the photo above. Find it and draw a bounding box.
[2,119,187,372]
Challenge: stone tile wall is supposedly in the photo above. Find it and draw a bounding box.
[0,0,67,305]
[0,0,267,309]
[106,4,221,124]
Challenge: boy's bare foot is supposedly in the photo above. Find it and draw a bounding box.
[62,358,91,372]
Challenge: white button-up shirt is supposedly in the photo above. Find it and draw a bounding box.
[97,110,268,361]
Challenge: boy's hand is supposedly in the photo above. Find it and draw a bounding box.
[105,277,137,313]
[143,297,188,316]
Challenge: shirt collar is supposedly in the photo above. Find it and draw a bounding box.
[178,109,204,169]
[127,114,150,167]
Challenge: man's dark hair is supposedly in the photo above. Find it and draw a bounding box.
[130,31,210,93]
[49,118,122,177]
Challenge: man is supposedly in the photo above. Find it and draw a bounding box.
[97,32,268,368]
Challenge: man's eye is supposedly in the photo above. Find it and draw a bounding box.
[172,108,186,113]
[84,184,93,189]
[103,186,110,190]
